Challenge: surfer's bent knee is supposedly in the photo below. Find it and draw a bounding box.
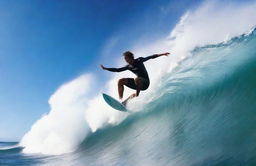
[118,78,127,86]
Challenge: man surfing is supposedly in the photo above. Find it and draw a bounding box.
[101,51,170,105]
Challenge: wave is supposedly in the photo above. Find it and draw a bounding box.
[0,142,23,155]
[0,145,20,151]
[20,1,256,160]
[73,27,256,166]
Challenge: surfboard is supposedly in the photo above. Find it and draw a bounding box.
[102,93,128,112]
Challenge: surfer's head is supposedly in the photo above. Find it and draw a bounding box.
[123,51,134,64]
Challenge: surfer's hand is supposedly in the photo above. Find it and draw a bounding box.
[159,52,170,57]
[163,52,170,56]
[100,64,106,70]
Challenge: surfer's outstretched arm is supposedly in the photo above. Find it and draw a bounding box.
[142,52,170,62]
[100,65,128,72]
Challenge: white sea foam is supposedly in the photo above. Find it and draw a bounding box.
[21,75,94,154]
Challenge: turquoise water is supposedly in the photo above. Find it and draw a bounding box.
[1,28,256,166]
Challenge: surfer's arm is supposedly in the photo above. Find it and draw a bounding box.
[101,65,128,72]
[142,52,170,62]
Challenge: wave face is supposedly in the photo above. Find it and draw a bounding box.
[65,28,256,166]
[5,25,256,166]
[15,27,254,166]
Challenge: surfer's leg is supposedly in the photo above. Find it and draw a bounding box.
[118,78,128,99]
[134,77,143,96]
[135,77,149,90]
[134,77,150,96]
[118,78,137,99]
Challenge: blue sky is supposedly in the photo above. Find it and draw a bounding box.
[0,0,204,141]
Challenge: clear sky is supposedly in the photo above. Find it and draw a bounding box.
[0,0,206,141]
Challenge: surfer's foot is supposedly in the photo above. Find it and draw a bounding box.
[122,100,127,106]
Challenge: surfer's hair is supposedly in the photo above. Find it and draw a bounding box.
[123,51,134,59]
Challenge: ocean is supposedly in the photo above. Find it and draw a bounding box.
[1,26,256,166]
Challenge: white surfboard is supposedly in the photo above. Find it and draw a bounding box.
[102,93,128,112]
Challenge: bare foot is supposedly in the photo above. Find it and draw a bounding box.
[122,100,127,106]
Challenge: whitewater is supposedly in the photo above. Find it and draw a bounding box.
[1,1,256,166]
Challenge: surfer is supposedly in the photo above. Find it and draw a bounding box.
[101,51,170,104]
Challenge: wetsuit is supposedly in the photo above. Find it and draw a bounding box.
[105,54,159,90]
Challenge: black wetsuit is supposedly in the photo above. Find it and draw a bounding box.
[106,54,159,90]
